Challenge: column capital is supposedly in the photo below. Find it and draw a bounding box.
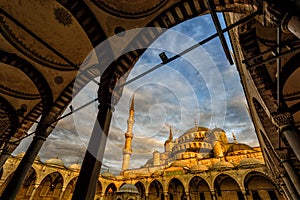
[272,112,294,130]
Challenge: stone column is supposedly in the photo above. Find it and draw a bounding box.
[282,14,300,39]
[59,187,65,200]
[0,131,47,200]
[185,192,190,200]
[145,192,149,200]
[281,160,300,196]
[164,192,168,200]
[211,191,217,200]
[241,189,248,200]
[72,103,113,200]
[281,173,300,200]
[273,113,300,161]
[29,185,38,200]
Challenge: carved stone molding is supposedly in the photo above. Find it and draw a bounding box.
[272,112,294,130]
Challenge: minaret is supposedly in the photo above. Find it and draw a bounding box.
[164,126,174,152]
[121,96,135,172]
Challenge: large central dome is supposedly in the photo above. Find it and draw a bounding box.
[172,126,212,160]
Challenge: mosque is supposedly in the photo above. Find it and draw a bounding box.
[1,1,300,199]
[0,98,285,200]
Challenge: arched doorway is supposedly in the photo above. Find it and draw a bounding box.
[214,174,244,200]
[104,183,117,200]
[148,180,164,200]
[189,176,211,200]
[245,172,280,200]
[33,172,64,200]
[135,181,145,199]
[168,178,186,200]
[16,167,37,199]
[62,177,78,200]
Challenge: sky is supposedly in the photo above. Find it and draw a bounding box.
[14,14,258,175]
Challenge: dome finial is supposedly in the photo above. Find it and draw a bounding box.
[194,117,198,129]
[232,131,238,144]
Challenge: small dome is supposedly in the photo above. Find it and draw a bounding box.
[227,143,253,153]
[212,128,226,132]
[164,166,183,172]
[68,163,81,171]
[101,171,114,178]
[118,184,139,194]
[45,158,65,167]
[190,164,209,172]
[239,158,264,167]
[212,161,234,170]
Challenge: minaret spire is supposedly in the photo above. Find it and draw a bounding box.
[169,126,173,141]
[121,95,135,173]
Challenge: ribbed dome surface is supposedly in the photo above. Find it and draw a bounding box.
[118,184,139,194]
[45,158,64,167]
[239,158,263,167]
[212,161,234,170]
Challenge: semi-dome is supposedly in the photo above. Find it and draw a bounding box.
[68,163,81,171]
[212,160,234,170]
[190,164,209,172]
[239,158,264,167]
[45,158,65,167]
[118,184,139,194]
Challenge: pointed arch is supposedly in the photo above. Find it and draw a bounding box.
[33,172,64,199]
[244,171,280,200]
[214,173,243,200]
[168,178,186,200]
[104,183,117,200]
[148,179,164,200]
[135,181,145,199]
[62,177,78,200]
[189,176,211,200]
